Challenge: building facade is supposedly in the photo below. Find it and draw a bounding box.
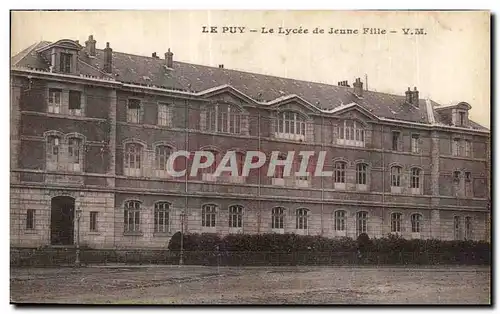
[10,36,491,249]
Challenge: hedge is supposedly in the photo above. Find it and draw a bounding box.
[166,232,491,266]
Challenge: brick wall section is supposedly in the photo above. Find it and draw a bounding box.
[11,73,491,248]
[10,78,21,183]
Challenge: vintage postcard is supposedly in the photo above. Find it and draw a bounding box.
[10,10,491,305]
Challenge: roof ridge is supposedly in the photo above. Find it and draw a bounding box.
[99,48,421,100]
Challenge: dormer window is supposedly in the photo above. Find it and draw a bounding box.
[207,104,242,134]
[337,120,365,147]
[275,111,306,141]
[60,52,72,73]
[459,111,466,126]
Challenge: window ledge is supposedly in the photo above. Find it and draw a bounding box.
[87,232,101,235]
[24,230,37,234]
[153,232,172,237]
[123,232,143,236]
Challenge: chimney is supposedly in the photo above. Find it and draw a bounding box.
[152,52,159,59]
[165,48,173,68]
[103,42,113,73]
[353,77,363,97]
[218,64,224,69]
[412,87,419,106]
[85,35,96,57]
[405,87,412,103]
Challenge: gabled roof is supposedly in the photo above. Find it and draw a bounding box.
[10,39,487,130]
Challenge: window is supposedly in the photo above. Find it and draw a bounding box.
[411,134,420,153]
[459,111,466,126]
[154,202,170,233]
[228,205,243,229]
[452,138,461,156]
[275,111,306,140]
[46,136,60,170]
[464,171,472,182]
[272,207,285,230]
[392,131,401,151]
[334,161,346,183]
[207,104,242,134]
[90,211,98,232]
[465,216,472,240]
[26,209,35,230]
[411,213,422,233]
[60,52,72,73]
[202,204,217,228]
[391,213,402,233]
[68,91,82,115]
[356,211,368,236]
[453,171,461,182]
[391,166,402,187]
[454,216,461,240]
[158,103,170,126]
[296,208,308,230]
[464,140,471,157]
[410,168,421,189]
[48,89,62,113]
[274,155,286,179]
[124,143,142,176]
[294,156,310,181]
[334,210,346,231]
[356,163,367,185]
[124,201,141,233]
[337,120,365,147]
[127,99,141,123]
[68,137,82,172]
[155,145,171,171]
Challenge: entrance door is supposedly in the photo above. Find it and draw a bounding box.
[50,196,75,245]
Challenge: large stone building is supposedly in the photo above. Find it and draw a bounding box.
[10,35,491,249]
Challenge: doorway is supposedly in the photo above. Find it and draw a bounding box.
[50,196,75,245]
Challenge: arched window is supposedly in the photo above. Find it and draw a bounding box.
[337,120,365,147]
[154,202,170,233]
[124,143,143,176]
[391,166,402,187]
[272,207,285,230]
[46,135,61,171]
[411,213,422,233]
[155,145,172,171]
[334,161,347,184]
[391,212,402,233]
[296,208,308,230]
[356,211,368,236]
[356,163,368,185]
[334,210,346,231]
[410,167,421,189]
[207,104,242,134]
[275,111,306,140]
[228,205,243,229]
[124,200,141,233]
[67,137,82,172]
[202,204,217,228]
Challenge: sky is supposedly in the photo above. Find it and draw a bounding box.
[10,10,491,127]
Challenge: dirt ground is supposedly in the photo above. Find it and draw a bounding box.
[10,265,491,304]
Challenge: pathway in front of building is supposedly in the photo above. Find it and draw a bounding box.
[10,265,491,304]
